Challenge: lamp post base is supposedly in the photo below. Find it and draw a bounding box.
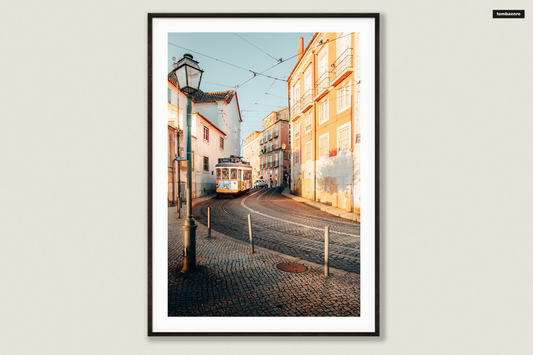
[180,222,197,273]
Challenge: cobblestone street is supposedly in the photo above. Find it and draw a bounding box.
[168,188,361,317]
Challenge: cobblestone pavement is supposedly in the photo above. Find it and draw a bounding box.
[193,187,361,273]
[168,202,361,317]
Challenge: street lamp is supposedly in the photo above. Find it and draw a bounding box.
[173,53,203,273]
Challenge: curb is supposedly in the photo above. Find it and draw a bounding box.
[281,188,361,223]
[191,194,217,208]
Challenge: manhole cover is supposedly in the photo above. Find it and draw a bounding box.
[276,262,307,273]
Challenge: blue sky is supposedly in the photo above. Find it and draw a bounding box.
[168,32,314,145]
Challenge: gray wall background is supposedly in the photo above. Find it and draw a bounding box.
[1,0,532,353]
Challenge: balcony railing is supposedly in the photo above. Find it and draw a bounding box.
[331,48,353,86]
[314,70,330,101]
[290,100,301,118]
[301,89,313,112]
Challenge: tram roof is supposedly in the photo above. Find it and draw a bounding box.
[215,162,252,168]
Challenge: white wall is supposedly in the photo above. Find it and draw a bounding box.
[193,113,226,197]
[219,99,241,157]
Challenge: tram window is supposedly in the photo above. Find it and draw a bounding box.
[238,170,242,180]
[216,169,221,179]
[230,169,237,179]
[222,169,229,179]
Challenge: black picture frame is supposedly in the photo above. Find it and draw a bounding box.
[148,13,379,336]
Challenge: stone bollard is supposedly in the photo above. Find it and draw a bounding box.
[248,214,254,254]
[324,226,329,276]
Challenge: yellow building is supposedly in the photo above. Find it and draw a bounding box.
[243,131,262,179]
[288,32,361,214]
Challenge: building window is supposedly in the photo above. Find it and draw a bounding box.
[294,148,300,164]
[337,32,351,70]
[319,133,329,158]
[203,126,209,142]
[338,123,350,151]
[317,47,328,83]
[304,67,312,97]
[275,139,278,150]
[269,155,272,167]
[275,154,278,166]
[270,142,273,152]
[305,141,312,162]
[337,81,351,113]
[295,85,300,111]
[305,113,312,133]
[203,156,209,172]
[294,120,300,139]
[220,136,224,150]
[168,88,171,103]
[275,125,278,137]
[318,99,329,125]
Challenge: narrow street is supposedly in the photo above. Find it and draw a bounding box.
[194,187,361,274]
[168,187,361,317]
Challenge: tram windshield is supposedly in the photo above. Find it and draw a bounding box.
[230,169,237,179]
[222,168,229,179]
[238,170,242,180]
[216,169,221,179]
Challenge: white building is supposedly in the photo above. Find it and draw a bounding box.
[168,72,242,199]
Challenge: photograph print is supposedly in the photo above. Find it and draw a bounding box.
[149,14,379,336]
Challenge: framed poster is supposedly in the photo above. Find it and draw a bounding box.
[149,13,379,336]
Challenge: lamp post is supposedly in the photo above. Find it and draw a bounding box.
[172,53,204,273]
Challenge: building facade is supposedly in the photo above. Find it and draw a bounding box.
[288,32,361,214]
[167,71,242,203]
[259,107,291,187]
[243,131,261,179]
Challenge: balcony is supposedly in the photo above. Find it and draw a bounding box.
[301,89,313,112]
[314,71,330,102]
[290,100,302,120]
[330,49,354,87]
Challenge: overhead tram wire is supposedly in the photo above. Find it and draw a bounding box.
[265,93,288,100]
[202,81,236,89]
[168,42,287,83]
[232,33,354,90]
[241,80,279,112]
[171,33,354,93]
[233,33,281,63]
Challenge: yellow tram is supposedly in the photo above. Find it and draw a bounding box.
[215,157,253,197]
